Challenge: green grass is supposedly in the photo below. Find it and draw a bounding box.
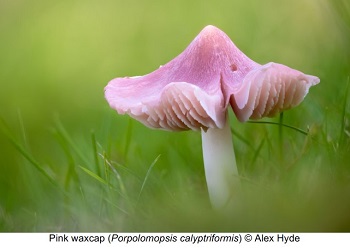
[1,0,350,232]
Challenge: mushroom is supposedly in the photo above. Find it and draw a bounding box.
[104,25,319,209]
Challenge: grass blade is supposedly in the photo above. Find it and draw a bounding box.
[101,153,129,200]
[279,112,284,162]
[52,127,81,190]
[104,198,130,216]
[0,118,58,188]
[91,130,101,176]
[137,154,161,202]
[248,138,265,173]
[54,116,91,166]
[79,165,108,186]
[231,127,255,151]
[247,120,309,136]
[123,118,133,159]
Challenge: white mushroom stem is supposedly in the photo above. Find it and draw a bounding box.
[201,114,238,209]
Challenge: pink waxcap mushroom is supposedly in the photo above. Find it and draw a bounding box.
[105,25,319,129]
[105,25,320,209]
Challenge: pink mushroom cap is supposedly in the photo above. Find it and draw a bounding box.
[105,25,319,131]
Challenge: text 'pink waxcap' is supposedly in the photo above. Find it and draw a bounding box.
[105,25,320,130]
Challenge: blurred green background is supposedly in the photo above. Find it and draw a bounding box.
[0,0,349,231]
